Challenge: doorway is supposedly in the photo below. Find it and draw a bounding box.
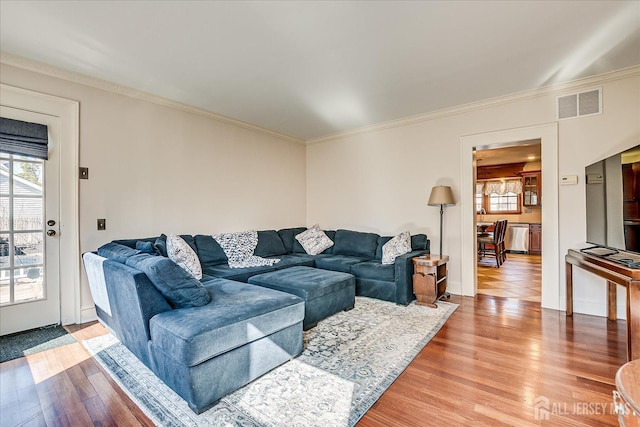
[475,142,542,303]
[0,84,80,335]
[1,109,61,335]
[460,123,560,311]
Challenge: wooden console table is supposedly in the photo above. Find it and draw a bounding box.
[566,249,640,361]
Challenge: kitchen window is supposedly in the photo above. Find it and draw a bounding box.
[488,191,520,213]
[476,179,523,214]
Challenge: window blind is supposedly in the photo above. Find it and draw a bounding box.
[0,117,49,160]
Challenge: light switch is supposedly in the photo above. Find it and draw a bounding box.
[97,219,106,230]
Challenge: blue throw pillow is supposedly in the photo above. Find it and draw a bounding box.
[125,253,210,308]
[97,242,140,263]
[136,240,155,253]
[154,234,168,257]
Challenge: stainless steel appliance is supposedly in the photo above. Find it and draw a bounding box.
[505,223,530,253]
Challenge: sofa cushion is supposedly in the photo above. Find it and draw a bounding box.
[322,230,336,254]
[167,234,203,280]
[268,254,316,270]
[203,263,277,283]
[277,227,307,254]
[375,236,392,260]
[112,237,156,249]
[125,253,210,308]
[194,235,228,266]
[382,231,412,265]
[351,261,395,282]
[332,229,380,259]
[411,234,429,251]
[149,278,304,367]
[97,242,140,263]
[255,230,287,257]
[248,266,354,301]
[294,225,334,255]
[314,254,369,273]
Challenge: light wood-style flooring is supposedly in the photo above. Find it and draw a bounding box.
[478,252,542,303]
[1,292,626,426]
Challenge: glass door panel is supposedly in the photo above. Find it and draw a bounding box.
[0,153,46,305]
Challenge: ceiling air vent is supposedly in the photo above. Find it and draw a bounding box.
[557,88,601,120]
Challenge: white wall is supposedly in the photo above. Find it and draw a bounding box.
[0,63,307,320]
[2,59,638,320]
[307,68,640,317]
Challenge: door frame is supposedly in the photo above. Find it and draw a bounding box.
[1,83,80,325]
[460,123,560,310]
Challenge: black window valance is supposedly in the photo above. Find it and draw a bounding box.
[0,117,49,160]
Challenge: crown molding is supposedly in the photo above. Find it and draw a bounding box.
[306,65,640,145]
[3,51,637,146]
[0,51,305,145]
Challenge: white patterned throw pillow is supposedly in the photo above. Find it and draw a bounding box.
[381,231,412,265]
[167,234,203,280]
[295,224,334,255]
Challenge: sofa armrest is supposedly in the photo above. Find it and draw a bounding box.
[394,249,430,305]
[102,260,172,367]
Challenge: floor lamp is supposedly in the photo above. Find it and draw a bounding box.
[428,185,456,255]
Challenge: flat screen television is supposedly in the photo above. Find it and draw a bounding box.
[585,145,640,261]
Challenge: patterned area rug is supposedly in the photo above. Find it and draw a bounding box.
[84,297,458,426]
[0,325,76,363]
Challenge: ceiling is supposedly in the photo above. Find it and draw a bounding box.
[1,1,639,141]
[475,140,541,167]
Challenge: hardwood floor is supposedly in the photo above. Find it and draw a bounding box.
[1,293,626,426]
[478,252,542,303]
[359,294,625,426]
[0,322,154,427]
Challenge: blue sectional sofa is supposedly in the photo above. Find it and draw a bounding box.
[83,244,304,414]
[83,227,429,413]
[191,227,430,305]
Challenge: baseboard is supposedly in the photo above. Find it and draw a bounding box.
[79,306,98,324]
[571,298,627,320]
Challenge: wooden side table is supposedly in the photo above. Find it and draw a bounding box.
[412,255,449,308]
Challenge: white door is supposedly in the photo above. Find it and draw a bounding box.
[0,106,60,335]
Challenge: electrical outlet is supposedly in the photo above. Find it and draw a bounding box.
[97,219,106,230]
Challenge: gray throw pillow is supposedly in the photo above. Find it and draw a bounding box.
[167,234,203,280]
[381,231,412,265]
[295,224,334,255]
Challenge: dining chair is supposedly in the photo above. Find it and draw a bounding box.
[478,219,508,267]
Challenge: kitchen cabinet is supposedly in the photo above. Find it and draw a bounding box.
[521,171,541,207]
[529,223,542,255]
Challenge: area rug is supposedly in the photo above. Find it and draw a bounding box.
[84,297,458,426]
[0,325,76,363]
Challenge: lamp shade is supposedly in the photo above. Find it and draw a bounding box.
[428,185,455,206]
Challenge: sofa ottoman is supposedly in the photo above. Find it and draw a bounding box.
[248,266,355,330]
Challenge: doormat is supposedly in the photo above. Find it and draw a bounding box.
[0,325,76,363]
